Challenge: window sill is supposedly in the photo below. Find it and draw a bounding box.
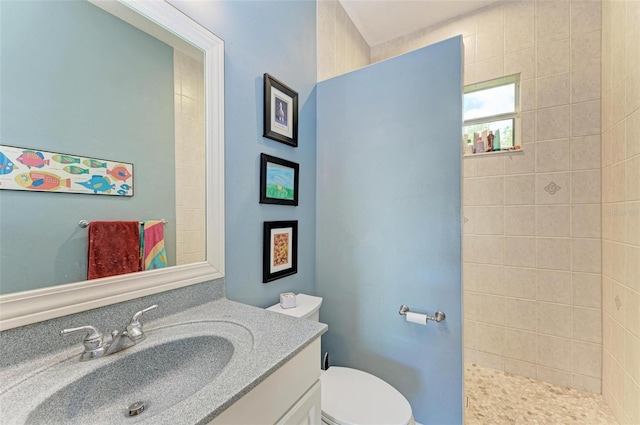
[464,148,523,157]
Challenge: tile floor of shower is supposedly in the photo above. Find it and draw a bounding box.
[464,363,619,424]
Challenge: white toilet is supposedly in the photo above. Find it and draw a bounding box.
[267,294,415,425]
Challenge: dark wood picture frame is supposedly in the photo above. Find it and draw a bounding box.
[263,73,298,147]
[263,220,298,283]
[260,153,299,206]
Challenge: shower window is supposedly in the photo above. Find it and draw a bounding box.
[462,74,521,156]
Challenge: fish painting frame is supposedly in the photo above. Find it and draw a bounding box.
[0,144,134,196]
[263,73,298,147]
[259,153,299,206]
[263,220,298,283]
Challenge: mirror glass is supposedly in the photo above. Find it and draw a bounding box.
[0,0,224,330]
[0,0,207,295]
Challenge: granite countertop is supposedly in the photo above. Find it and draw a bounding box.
[0,298,327,424]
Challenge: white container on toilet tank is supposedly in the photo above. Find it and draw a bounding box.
[279,292,297,309]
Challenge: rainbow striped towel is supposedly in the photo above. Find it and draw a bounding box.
[142,220,167,270]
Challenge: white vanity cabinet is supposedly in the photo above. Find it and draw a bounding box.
[209,338,321,425]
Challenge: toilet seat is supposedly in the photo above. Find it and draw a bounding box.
[320,367,413,425]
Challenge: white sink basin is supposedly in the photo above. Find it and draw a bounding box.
[0,321,253,424]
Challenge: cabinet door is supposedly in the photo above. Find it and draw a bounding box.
[208,339,320,425]
[276,381,321,425]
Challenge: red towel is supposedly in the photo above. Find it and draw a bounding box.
[87,221,140,280]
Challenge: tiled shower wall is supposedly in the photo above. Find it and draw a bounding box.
[174,51,206,265]
[317,0,370,82]
[373,0,603,392]
[601,0,640,423]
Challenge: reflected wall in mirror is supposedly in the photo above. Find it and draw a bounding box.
[0,0,225,330]
[0,0,205,294]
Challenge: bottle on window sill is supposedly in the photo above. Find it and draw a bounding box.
[465,139,473,155]
[487,131,494,152]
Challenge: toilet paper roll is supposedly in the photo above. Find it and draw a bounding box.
[406,312,428,325]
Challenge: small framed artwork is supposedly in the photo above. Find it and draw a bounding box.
[263,73,298,147]
[263,220,298,283]
[260,153,299,206]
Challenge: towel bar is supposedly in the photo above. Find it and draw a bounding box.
[78,219,168,228]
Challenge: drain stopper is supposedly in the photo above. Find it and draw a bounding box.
[128,401,146,417]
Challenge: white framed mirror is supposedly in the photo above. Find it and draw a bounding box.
[0,0,225,330]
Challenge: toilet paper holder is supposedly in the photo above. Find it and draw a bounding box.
[399,305,446,323]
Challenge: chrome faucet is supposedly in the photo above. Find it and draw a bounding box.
[59,325,107,361]
[61,305,158,361]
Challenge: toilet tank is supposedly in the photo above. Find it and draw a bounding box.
[266,294,323,322]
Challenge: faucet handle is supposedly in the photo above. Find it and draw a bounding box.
[60,325,103,345]
[60,325,106,361]
[126,305,158,341]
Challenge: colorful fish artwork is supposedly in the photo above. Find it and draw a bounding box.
[16,150,49,169]
[52,154,80,164]
[106,164,132,182]
[0,151,18,175]
[63,166,89,175]
[14,171,71,191]
[76,175,115,194]
[1,144,133,196]
[83,159,107,168]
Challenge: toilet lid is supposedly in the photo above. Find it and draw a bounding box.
[320,367,412,425]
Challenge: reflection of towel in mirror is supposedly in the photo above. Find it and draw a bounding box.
[87,221,140,280]
[143,220,167,270]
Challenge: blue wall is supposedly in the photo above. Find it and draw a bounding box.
[0,1,175,293]
[171,1,317,307]
[316,38,463,424]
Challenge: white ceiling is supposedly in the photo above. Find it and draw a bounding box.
[339,0,500,46]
